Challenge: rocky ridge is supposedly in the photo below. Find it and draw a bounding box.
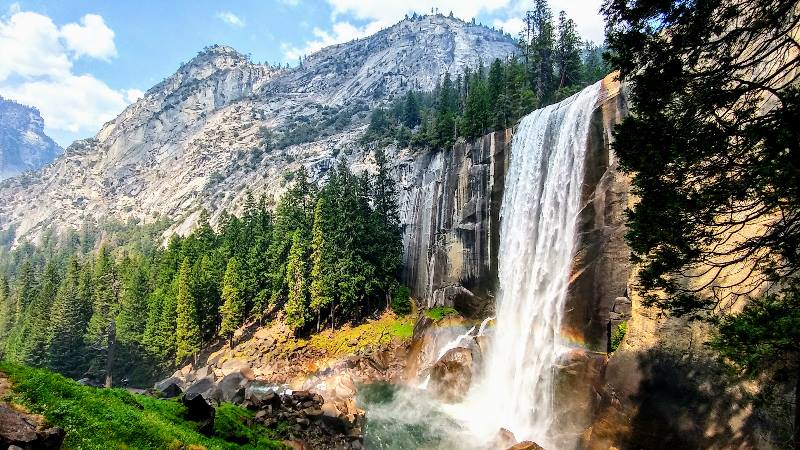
[0,97,62,181]
[0,14,516,243]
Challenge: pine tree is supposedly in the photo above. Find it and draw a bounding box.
[19,261,60,367]
[49,257,91,376]
[402,91,421,128]
[219,257,245,342]
[310,194,336,331]
[284,231,311,331]
[84,244,119,386]
[116,257,149,344]
[85,245,117,347]
[555,10,582,95]
[463,73,490,138]
[175,258,201,363]
[0,277,11,343]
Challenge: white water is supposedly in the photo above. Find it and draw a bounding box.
[445,82,602,448]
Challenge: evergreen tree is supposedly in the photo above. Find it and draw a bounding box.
[402,91,421,128]
[0,277,11,343]
[284,231,311,331]
[18,261,59,366]
[486,59,506,130]
[116,257,150,344]
[175,258,201,363]
[84,244,119,386]
[463,73,490,138]
[372,148,404,300]
[310,194,336,332]
[605,0,800,443]
[435,73,458,147]
[555,10,582,92]
[219,257,245,342]
[49,257,90,376]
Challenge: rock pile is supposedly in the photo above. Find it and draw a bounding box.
[153,363,365,449]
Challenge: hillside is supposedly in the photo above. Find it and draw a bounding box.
[0,14,516,243]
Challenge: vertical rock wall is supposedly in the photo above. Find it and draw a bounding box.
[565,76,631,352]
[397,130,510,317]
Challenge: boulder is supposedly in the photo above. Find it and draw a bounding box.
[182,392,215,436]
[219,372,247,403]
[154,376,182,392]
[491,428,517,449]
[507,441,545,450]
[185,377,221,404]
[161,383,183,399]
[244,382,280,408]
[220,359,250,376]
[193,365,211,380]
[0,404,64,449]
[429,347,473,403]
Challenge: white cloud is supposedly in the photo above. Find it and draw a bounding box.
[61,14,117,60]
[0,11,72,80]
[492,17,525,36]
[216,11,245,27]
[3,75,127,133]
[0,7,138,144]
[282,20,386,61]
[125,89,144,103]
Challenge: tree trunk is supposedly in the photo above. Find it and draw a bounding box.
[105,321,116,388]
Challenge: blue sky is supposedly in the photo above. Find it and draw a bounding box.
[0,0,606,147]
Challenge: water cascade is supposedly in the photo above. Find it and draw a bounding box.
[453,81,602,448]
[360,82,603,450]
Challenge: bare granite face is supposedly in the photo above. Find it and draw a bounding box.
[0,97,62,181]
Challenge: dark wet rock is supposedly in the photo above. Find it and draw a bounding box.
[182,392,215,436]
[219,372,247,402]
[0,404,64,449]
[185,376,221,404]
[161,382,183,399]
[429,347,473,403]
[154,376,183,392]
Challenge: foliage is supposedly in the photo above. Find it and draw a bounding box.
[610,321,627,352]
[0,155,403,386]
[390,285,412,315]
[711,282,800,378]
[424,307,459,321]
[603,0,800,315]
[604,0,800,442]
[0,362,283,449]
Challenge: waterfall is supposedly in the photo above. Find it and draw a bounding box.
[455,82,601,448]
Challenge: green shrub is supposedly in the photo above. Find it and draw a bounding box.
[424,306,459,321]
[391,285,412,315]
[610,321,627,352]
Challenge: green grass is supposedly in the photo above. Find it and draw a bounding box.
[424,307,459,321]
[0,362,285,450]
[303,313,414,358]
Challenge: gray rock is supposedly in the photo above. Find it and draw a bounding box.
[219,372,247,402]
[185,376,221,404]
